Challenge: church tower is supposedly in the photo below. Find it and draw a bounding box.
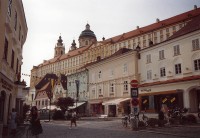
[78,23,97,48]
[69,39,77,51]
[54,36,65,57]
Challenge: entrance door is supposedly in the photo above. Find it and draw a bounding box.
[108,105,116,117]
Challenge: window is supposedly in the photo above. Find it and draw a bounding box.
[160,67,166,77]
[192,39,200,50]
[3,37,8,61]
[175,63,182,74]
[98,88,102,95]
[123,63,128,73]
[159,50,165,60]
[123,81,128,91]
[174,45,180,56]
[147,70,152,80]
[98,71,101,79]
[194,59,200,71]
[11,50,15,69]
[16,58,19,74]
[8,0,12,17]
[146,54,151,63]
[85,40,88,45]
[110,83,114,92]
[14,11,17,30]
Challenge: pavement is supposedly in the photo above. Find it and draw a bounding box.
[5,112,200,138]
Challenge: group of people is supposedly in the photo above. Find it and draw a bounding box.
[9,106,43,137]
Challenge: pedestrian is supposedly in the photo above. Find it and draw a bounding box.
[9,108,18,135]
[30,106,43,138]
[161,104,170,125]
[70,110,77,129]
[65,110,69,120]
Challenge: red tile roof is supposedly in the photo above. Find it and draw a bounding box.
[168,14,200,40]
[101,8,200,45]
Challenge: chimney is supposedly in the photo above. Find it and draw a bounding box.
[194,5,197,10]
[136,26,139,29]
[156,18,160,23]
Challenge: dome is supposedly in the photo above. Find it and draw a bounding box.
[79,24,96,39]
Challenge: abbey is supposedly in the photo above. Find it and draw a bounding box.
[29,6,200,117]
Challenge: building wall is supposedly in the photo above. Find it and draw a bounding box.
[67,70,89,101]
[0,0,27,136]
[138,29,200,112]
[87,50,137,100]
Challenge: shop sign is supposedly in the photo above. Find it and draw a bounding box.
[162,98,167,103]
[1,78,13,91]
[171,97,176,103]
[143,99,148,104]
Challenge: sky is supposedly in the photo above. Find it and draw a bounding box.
[21,0,200,87]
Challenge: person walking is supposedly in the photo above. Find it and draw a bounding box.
[70,110,77,129]
[9,108,18,136]
[161,104,170,125]
[30,106,43,138]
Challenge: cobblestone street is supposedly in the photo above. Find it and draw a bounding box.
[11,119,200,138]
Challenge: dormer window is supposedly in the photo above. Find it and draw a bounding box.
[85,40,88,45]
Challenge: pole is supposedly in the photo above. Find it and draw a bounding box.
[49,95,51,121]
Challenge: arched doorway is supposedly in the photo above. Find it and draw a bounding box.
[189,87,200,112]
[0,91,6,122]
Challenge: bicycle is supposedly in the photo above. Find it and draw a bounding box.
[121,115,129,128]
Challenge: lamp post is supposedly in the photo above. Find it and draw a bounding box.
[75,80,79,112]
[49,79,54,121]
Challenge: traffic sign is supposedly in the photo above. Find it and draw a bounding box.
[131,98,139,106]
[133,106,140,115]
[131,88,138,98]
[130,80,138,88]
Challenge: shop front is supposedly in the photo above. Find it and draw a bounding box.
[102,98,130,117]
[139,90,183,113]
[88,99,103,116]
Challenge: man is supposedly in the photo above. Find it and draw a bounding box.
[70,110,77,129]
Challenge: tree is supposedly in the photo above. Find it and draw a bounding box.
[55,97,74,112]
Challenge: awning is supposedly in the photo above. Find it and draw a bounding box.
[102,98,130,105]
[41,105,61,110]
[68,102,86,109]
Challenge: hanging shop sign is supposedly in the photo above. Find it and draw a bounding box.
[1,78,13,91]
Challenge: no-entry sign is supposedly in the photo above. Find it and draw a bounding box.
[130,80,138,88]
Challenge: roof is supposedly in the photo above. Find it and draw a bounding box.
[101,7,200,45]
[35,82,51,99]
[81,48,133,69]
[168,14,200,40]
[35,73,58,89]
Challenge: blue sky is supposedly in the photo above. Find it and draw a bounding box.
[21,0,200,86]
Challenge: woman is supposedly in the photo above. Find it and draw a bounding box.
[30,106,43,137]
[9,108,17,135]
